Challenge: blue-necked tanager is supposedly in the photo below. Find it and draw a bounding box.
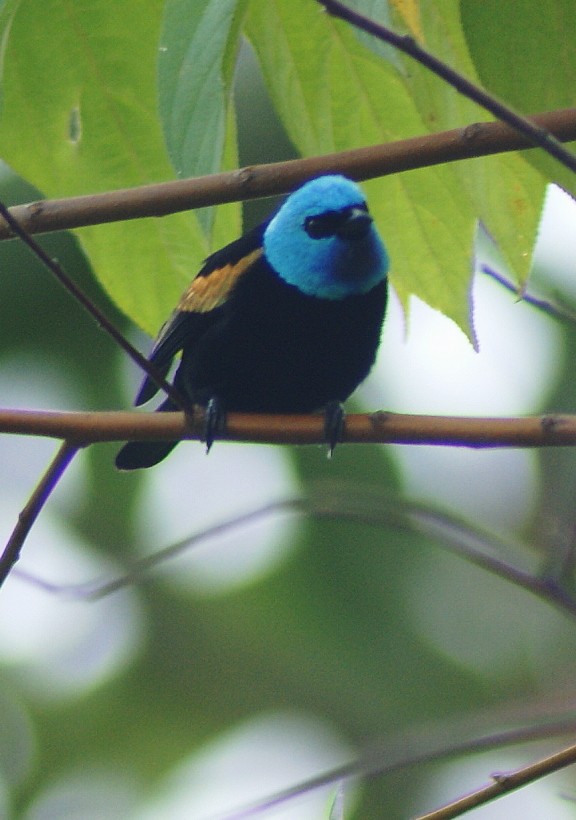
[116,175,389,469]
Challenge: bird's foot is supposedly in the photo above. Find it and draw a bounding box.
[203,397,226,453]
[324,401,345,458]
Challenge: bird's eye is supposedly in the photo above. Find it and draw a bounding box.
[304,203,370,240]
[304,211,341,239]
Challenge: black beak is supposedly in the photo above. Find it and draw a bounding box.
[337,207,373,240]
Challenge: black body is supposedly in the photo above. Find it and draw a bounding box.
[116,223,387,469]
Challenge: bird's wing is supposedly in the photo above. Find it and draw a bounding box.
[134,222,267,406]
[176,245,263,313]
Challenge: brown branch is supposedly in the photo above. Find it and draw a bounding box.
[2,407,576,448]
[318,1,576,175]
[0,108,574,241]
[416,742,576,819]
[227,719,576,818]
[0,441,78,587]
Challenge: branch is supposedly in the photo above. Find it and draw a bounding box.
[326,503,576,620]
[9,466,576,816]
[0,108,574,241]
[3,407,576,448]
[0,202,185,409]
[318,1,576,176]
[0,441,78,586]
[416,742,576,819]
[482,264,576,326]
[14,489,576,621]
[227,718,576,818]
[15,499,303,600]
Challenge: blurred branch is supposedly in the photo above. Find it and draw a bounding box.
[14,499,302,599]
[318,0,576,177]
[3,407,576,448]
[0,441,78,587]
[482,264,576,326]
[416,741,576,819]
[0,107,574,241]
[313,488,576,620]
[227,718,576,818]
[13,485,576,811]
[14,488,576,618]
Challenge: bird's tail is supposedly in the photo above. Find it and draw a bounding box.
[115,399,179,470]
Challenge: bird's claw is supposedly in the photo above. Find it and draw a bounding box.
[204,397,226,453]
[324,401,345,458]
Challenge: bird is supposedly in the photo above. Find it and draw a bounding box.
[115,175,389,470]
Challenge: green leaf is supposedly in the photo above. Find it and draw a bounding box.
[460,0,576,115]
[460,0,576,193]
[0,0,209,334]
[246,0,477,334]
[158,0,243,179]
[158,0,245,238]
[396,1,547,285]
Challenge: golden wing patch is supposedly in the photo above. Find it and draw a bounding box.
[177,248,263,314]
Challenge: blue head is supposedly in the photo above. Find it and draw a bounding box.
[263,175,389,300]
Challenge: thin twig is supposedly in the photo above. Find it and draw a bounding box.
[416,742,576,819]
[310,490,576,620]
[225,719,576,818]
[482,264,576,326]
[0,108,574,241]
[318,0,576,177]
[13,489,576,622]
[13,499,303,600]
[0,202,184,408]
[0,441,78,587]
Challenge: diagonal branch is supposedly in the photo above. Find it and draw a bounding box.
[226,718,576,818]
[416,742,576,819]
[0,107,574,241]
[482,264,576,326]
[318,1,576,176]
[0,202,184,409]
[0,441,78,587]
